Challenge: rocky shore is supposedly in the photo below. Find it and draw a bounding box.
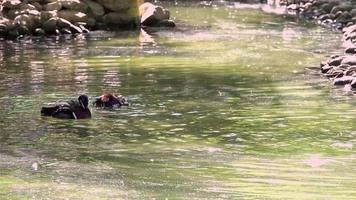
[275,0,356,91]
[0,0,175,39]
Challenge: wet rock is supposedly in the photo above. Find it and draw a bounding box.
[345,46,356,54]
[333,76,355,85]
[7,29,19,39]
[96,0,132,12]
[156,19,176,27]
[321,2,337,13]
[69,24,83,33]
[60,28,72,34]
[102,12,136,27]
[13,14,41,33]
[44,1,62,11]
[83,0,105,18]
[34,28,46,36]
[326,68,344,78]
[351,78,356,88]
[321,64,332,73]
[57,18,73,29]
[341,56,356,65]
[331,4,353,15]
[328,56,344,66]
[58,10,93,26]
[60,0,88,12]
[42,17,58,34]
[140,3,170,26]
[2,0,22,10]
[40,11,58,24]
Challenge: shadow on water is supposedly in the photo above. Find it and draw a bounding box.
[1,2,356,200]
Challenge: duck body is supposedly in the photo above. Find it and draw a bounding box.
[94,93,128,108]
[41,95,91,119]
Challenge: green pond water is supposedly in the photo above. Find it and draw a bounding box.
[1,2,356,199]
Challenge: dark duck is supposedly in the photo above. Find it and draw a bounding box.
[94,93,129,108]
[41,95,91,119]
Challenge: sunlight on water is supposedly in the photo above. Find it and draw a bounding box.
[1,2,355,200]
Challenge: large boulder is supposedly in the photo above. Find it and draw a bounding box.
[82,0,105,18]
[102,12,136,27]
[140,2,170,26]
[13,14,41,33]
[95,0,132,12]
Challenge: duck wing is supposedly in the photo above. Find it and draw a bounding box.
[52,105,76,119]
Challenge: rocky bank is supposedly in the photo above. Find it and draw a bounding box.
[0,0,175,39]
[275,0,356,91]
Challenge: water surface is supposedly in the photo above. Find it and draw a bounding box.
[1,3,355,200]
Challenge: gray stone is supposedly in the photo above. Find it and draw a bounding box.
[2,0,22,9]
[59,0,88,12]
[96,0,132,12]
[341,56,356,65]
[328,56,344,66]
[333,76,355,85]
[102,12,136,27]
[34,28,46,36]
[42,18,58,34]
[44,2,62,11]
[40,11,58,24]
[58,10,89,24]
[83,0,105,18]
[156,19,175,27]
[140,3,169,26]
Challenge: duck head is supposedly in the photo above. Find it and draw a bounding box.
[78,95,89,109]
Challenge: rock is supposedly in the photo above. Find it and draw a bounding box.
[77,24,89,33]
[156,19,176,27]
[140,3,170,26]
[69,24,83,33]
[321,2,337,13]
[328,56,344,66]
[60,28,72,34]
[102,12,136,27]
[31,2,42,11]
[44,2,62,11]
[321,64,332,73]
[341,56,356,65]
[57,18,72,29]
[17,25,30,36]
[96,0,132,12]
[7,29,19,39]
[42,17,58,34]
[333,76,354,85]
[13,14,41,32]
[2,0,22,10]
[345,46,356,54]
[331,4,353,15]
[326,68,344,78]
[351,78,356,88]
[60,0,88,12]
[335,12,352,23]
[350,8,356,17]
[58,10,95,26]
[34,28,46,36]
[40,11,58,24]
[83,0,105,18]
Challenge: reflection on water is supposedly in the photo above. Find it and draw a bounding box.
[1,2,355,200]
